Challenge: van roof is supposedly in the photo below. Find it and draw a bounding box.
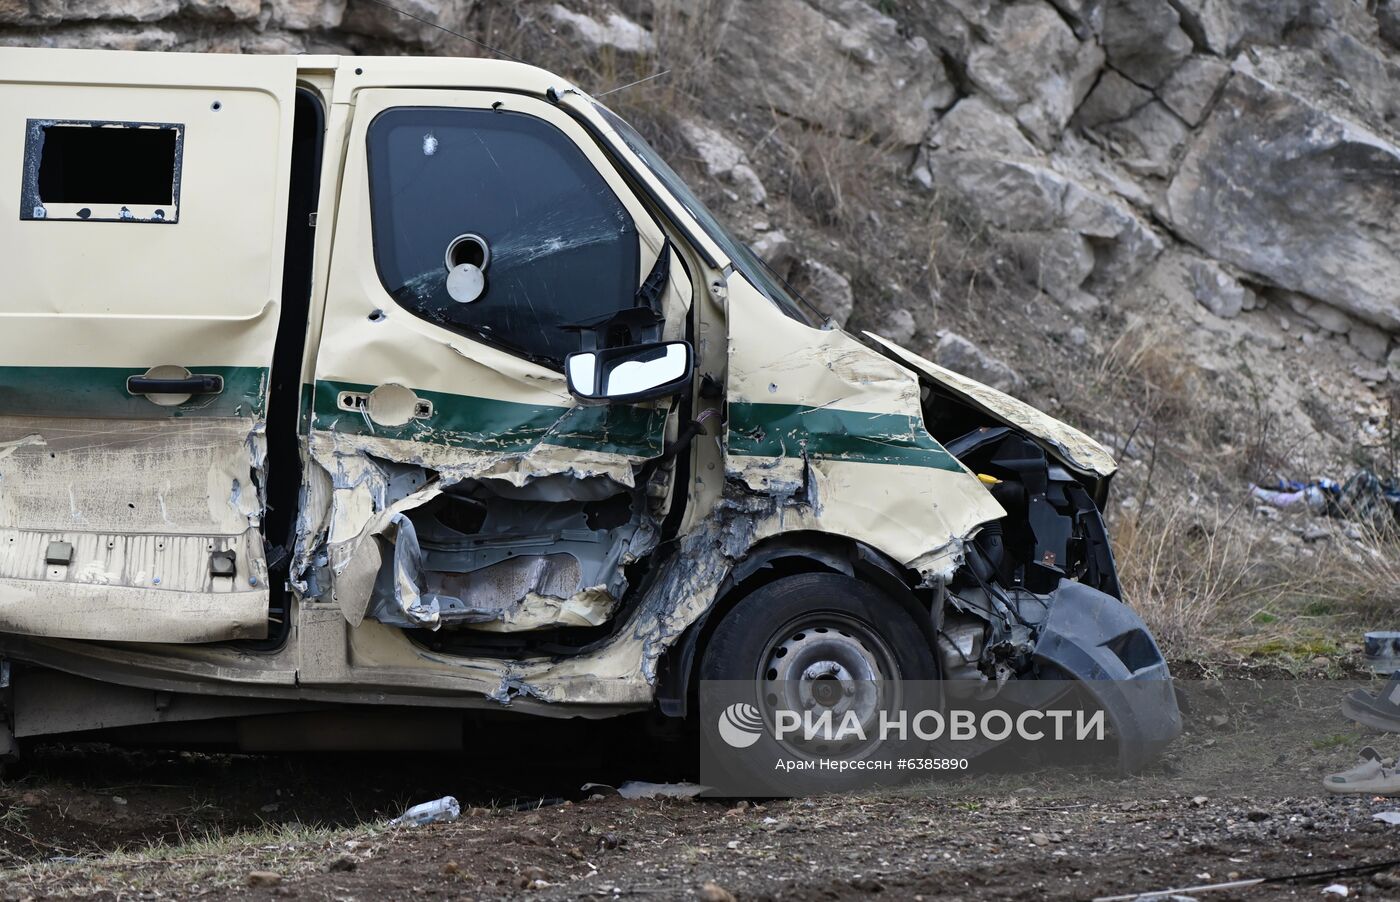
[0,46,566,100]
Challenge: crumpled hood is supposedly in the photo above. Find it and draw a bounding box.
[864,332,1117,479]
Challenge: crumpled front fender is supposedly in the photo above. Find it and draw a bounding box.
[1032,579,1182,773]
[864,332,1118,480]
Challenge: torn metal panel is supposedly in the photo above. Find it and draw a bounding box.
[303,391,667,631]
[0,527,266,593]
[0,418,265,535]
[0,415,271,643]
[865,332,1118,478]
[723,278,1004,578]
[0,577,266,642]
[368,478,654,632]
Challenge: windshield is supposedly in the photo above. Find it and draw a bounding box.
[591,102,817,327]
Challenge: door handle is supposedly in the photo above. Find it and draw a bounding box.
[127,374,224,395]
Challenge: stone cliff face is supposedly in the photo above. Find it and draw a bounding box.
[4,0,1398,476]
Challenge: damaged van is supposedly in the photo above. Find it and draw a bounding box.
[0,47,1179,771]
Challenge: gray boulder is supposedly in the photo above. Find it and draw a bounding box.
[1006,230,1097,312]
[267,0,346,30]
[1349,320,1391,362]
[58,0,179,21]
[545,4,655,55]
[341,0,473,48]
[1165,64,1400,332]
[750,230,798,275]
[183,0,259,19]
[718,0,954,147]
[877,307,918,345]
[791,258,854,327]
[1074,70,1153,130]
[1158,55,1232,127]
[1074,70,1190,178]
[933,156,1162,299]
[1280,290,1353,335]
[929,96,1038,158]
[1169,0,1316,56]
[1379,0,1400,49]
[1101,0,1193,87]
[964,1,1103,145]
[1187,259,1251,319]
[678,120,767,206]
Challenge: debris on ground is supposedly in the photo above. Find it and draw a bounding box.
[1322,748,1400,796]
[1363,633,1400,674]
[617,781,707,800]
[1250,471,1400,529]
[581,781,708,800]
[1342,672,1400,731]
[388,796,460,827]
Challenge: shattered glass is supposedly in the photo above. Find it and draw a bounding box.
[367,107,640,366]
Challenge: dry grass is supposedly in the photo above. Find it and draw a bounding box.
[0,820,366,896]
[1112,501,1286,658]
[1080,321,1400,663]
[1113,494,1400,663]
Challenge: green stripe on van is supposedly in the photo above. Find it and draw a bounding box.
[311,380,668,458]
[0,366,267,419]
[727,402,962,470]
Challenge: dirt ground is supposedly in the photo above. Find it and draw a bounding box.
[3,673,1400,900]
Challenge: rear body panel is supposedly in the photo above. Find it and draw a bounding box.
[0,48,297,642]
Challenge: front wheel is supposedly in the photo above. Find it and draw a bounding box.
[699,573,937,792]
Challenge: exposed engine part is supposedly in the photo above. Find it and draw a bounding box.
[934,424,1123,687]
[944,428,1120,598]
[935,616,985,683]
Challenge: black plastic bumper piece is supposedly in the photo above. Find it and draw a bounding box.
[1032,579,1182,773]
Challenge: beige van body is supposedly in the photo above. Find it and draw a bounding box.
[0,48,1175,764]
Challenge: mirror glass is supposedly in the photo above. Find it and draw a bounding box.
[604,344,688,396]
[566,353,598,396]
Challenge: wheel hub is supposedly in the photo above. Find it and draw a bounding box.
[761,620,893,747]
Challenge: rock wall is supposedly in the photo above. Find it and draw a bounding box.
[5,0,1399,466]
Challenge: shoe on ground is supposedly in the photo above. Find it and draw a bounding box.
[1324,747,1400,795]
[1341,672,1400,733]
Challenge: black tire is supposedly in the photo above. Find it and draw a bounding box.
[700,572,936,683]
[698,573,937,795]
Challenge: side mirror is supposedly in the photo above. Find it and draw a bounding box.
[566,341,694,404]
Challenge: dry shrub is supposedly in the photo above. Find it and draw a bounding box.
[1112,502,1272,657]
[777,124,890,230]
[1079,325,1209,444]
[924,190,1026,317]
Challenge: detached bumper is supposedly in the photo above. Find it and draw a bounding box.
[1033,579,1182,773]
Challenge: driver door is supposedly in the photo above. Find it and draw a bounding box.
[306,84,691,634]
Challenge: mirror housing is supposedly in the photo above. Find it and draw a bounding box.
[566,340,693,404]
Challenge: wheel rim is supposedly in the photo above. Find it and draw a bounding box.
[756,612,900,758]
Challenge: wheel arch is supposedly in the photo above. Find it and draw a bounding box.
[654,530,941,718]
